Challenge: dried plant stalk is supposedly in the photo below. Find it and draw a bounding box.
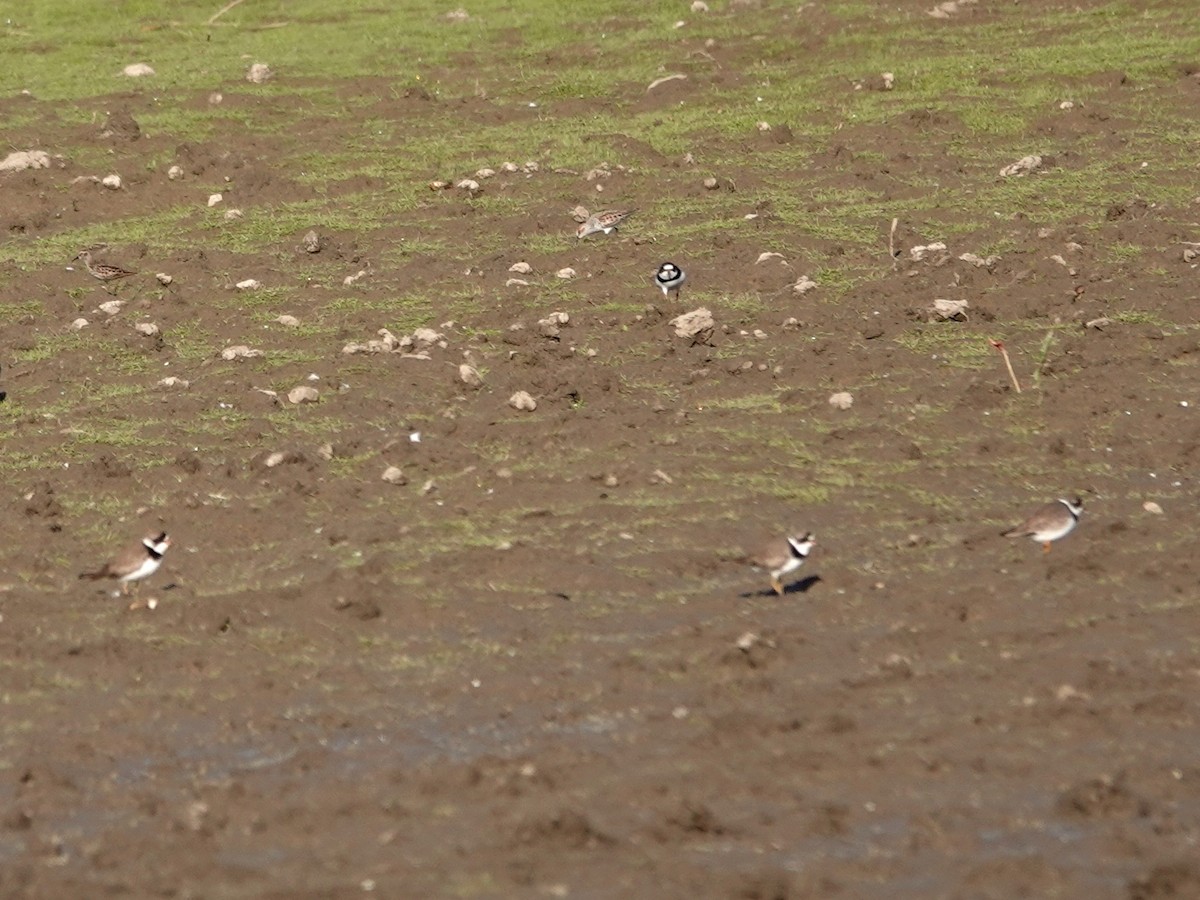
[989,339,1022,393]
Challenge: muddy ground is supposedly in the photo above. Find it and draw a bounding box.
[2,1,1200,898]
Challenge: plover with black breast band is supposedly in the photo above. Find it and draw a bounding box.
[749,532,816,595]
[1003,497,1083,553]
[80,531,171,594]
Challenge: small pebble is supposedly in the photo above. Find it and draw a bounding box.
[287,386,319,404]
[381,466,407,485]
[246,62,273,84]
[509,391,537,412]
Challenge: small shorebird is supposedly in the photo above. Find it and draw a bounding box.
[576,208,636,239]
[654,261,686,299]
[1002,497,1083,553]
[74,248,137,293]
[749,532,816,595]
[79,532,171,594]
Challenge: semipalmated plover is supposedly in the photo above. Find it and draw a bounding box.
[74,248,137,293]
[576,209,636,239]
[654,262,686,299]
[750,532,815,595]
[1003,497,1082,552]
[79,532,171,593]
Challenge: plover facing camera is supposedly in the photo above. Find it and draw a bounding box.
[655,262,686,299]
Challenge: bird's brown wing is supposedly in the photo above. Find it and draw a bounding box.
[1002,502,1060,537]
[750,538,790,570]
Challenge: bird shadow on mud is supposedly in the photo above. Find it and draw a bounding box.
[738,574,821,599]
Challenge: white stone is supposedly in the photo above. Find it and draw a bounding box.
[69,318,89,331]
[459,364,483,388]
[207,193,223,207]
[828,391,854,410]
[98,300,124,316]
[555,267,577,280]
[101,174,122,190]
[167,165,183,180]
[910,242,947,261]
[508,261,533,274]
[999,154,1043,177]
[930,298,970,320]
[792,276,818,294]
[509,391,537,412]
[235,279,261,291]
[381,466,407,485]
[155,272,173,285]
[157,376,188,388]
[958,252,998,268]
[246,62,273,84]
[668,307,714,340]
[287,386,319,404]
[134,322,160,336]
[221,345,264,360]
[0,150,51,173]
[277,315,300,327]
[411,327,444,350]
[223,208,243,220]
[122,63,155,77]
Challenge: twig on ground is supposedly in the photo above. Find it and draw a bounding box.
[889,217,899,269]
[989,339,1022,393]
[208,0,246,25]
